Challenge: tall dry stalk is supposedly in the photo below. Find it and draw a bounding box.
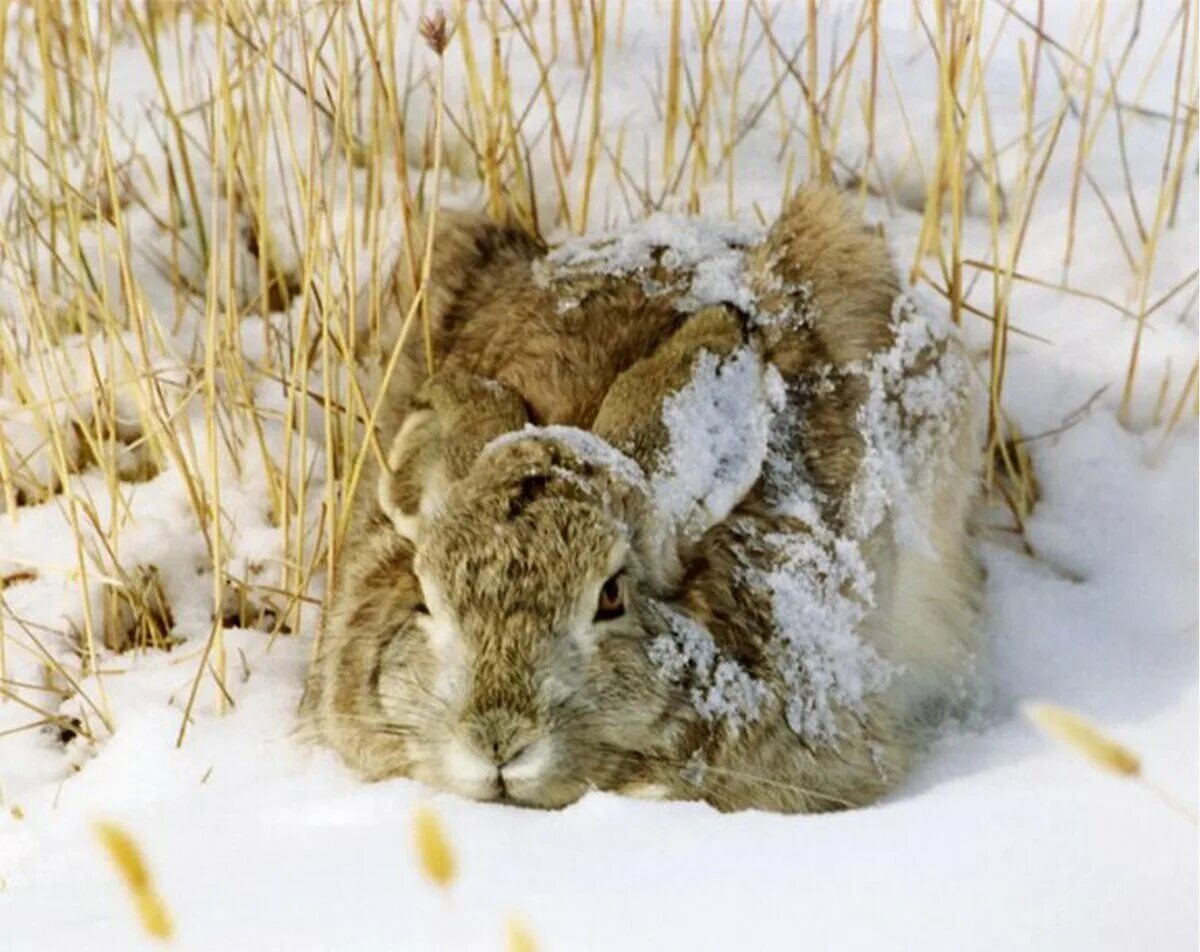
[0,0,1194,770]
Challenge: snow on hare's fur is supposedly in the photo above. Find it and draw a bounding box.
[302,185,983,813]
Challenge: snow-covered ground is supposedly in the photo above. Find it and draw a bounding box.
[1,2,1196,949]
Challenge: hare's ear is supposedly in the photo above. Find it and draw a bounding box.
[593,306,775,548]
[592,307,742,463]
[377,408,446,541]
[377,372,529,540]
[746,183,898,367]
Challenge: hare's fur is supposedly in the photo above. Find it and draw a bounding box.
[303,185,983,813]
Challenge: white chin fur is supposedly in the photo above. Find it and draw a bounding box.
[440,737,498,799]
[438,736,558,802]
[620,782,671,801]
[501,737,554,787]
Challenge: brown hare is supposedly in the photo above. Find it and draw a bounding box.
[302,184,983,813]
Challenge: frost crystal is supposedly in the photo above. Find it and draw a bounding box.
[483,423,649,492]
[848,293,971,551]
[650,348,785,542]
[647,603,768,733]
[752,521,895,743]
[536,214,765,314]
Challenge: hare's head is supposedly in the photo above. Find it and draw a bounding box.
[347,372,693,808]
[312,307,773,806]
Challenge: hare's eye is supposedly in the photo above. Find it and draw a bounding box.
[413,602,429,616]
[595,573,625,622]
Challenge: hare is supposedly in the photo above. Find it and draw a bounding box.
[302,184,983,813]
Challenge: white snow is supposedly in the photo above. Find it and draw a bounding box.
[850,293,974,551]
[482,424,649,494]
[650,347,785,543]
[1,1,1196,950]
[646,600,768,733]
[536,214,763,314]
[756,518,896,744]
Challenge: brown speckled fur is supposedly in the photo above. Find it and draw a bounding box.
[302,185,983,813]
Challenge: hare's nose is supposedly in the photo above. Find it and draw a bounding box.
[487,730,533,767]
[473,712,535,766]
[493,740,530,768]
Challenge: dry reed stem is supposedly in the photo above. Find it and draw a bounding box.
[1023,702,1141,776]
[0,0,1194,785]
[1024,701,1198,824]
[412,804,456,888]
[506,916,539,952]
[93,820,175,941]
[663,0,682,187]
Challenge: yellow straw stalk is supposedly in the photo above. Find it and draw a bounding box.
[93,820,174,941]
[412,805,456,888]
[1023,702,1141,777]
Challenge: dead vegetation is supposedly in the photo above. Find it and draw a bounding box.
[0,1,1195,773]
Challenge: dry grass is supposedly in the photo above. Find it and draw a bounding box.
[1023,701,1198,823]
[95,802,534,939]
[1023,701,1141,776]
[0,1,1195,769]
[93,819,175,940]
[412,803,457,887]
[506,916,540,952]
